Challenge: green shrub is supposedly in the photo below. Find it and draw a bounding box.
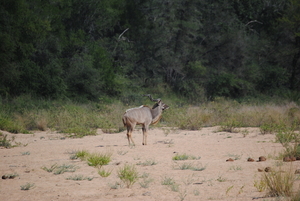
[118,164,139,188]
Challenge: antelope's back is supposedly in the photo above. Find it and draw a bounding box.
[123,106,152,125]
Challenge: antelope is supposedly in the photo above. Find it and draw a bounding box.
[122,94,169,145]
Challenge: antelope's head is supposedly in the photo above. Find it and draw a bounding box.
[143,94,169,111]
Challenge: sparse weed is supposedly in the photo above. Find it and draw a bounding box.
[42,163,77,174]
[163,139,174,145]
[161,176,176,186]
[117,150,128,155]
[178,189,187,200]
[136,159,157,166]
[41,163,58,173]
[98,168,112,177]
[170,183,180,192]
[162,128,171,136]
[66,175,93,181]
[173,153,189,160]
[0,133,26,148]
[241,129,249,137]
[21,151,30,155]
[174,162,206,171]
[226,185,234,195]
[172,153,201,161]
[109,182,122,189]
[229,166,242,171]
[193,189,200,196]
[176,163,194,170]
[0,134,13,148]
[192,164,207,171]
[20,183,35,190]
[117,164,139,188]
[54,164,77,175]
[216,175,227,182]
[139,174,153,188]
[182,174,196,185]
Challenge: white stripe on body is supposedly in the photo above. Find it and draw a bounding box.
[125,105,144,113]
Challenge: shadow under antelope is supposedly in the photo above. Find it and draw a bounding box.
[122,94,169,145]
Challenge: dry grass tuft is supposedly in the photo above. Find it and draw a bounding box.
[262,167,295,197]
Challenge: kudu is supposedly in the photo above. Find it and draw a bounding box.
[122,94,169,145]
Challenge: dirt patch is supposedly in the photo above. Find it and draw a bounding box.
[1,127,299,200]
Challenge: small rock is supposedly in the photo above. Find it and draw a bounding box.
[2,175,8,179]
[258,156,266,162]
[247,158,255,162]
[290,156,296,161]
[296,156,300,160]
[258,168,263,172]
[295,169,300,174]
[264,167,272,172]
[226,158,234,162]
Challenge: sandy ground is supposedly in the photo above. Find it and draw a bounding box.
[1,127,299,201]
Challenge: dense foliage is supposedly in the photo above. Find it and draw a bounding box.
[1,0,300,103]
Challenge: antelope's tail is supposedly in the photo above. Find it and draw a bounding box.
[122,115,127,127]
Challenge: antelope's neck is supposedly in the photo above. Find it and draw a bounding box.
[151,107,162,125]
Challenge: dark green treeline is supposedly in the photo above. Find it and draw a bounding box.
[1,0,300,102]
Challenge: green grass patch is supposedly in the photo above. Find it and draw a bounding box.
[72,150,112,168]
[87,152,112,168]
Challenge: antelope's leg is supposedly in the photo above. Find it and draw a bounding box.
[142,127,148,145]
[127,127,135,146]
